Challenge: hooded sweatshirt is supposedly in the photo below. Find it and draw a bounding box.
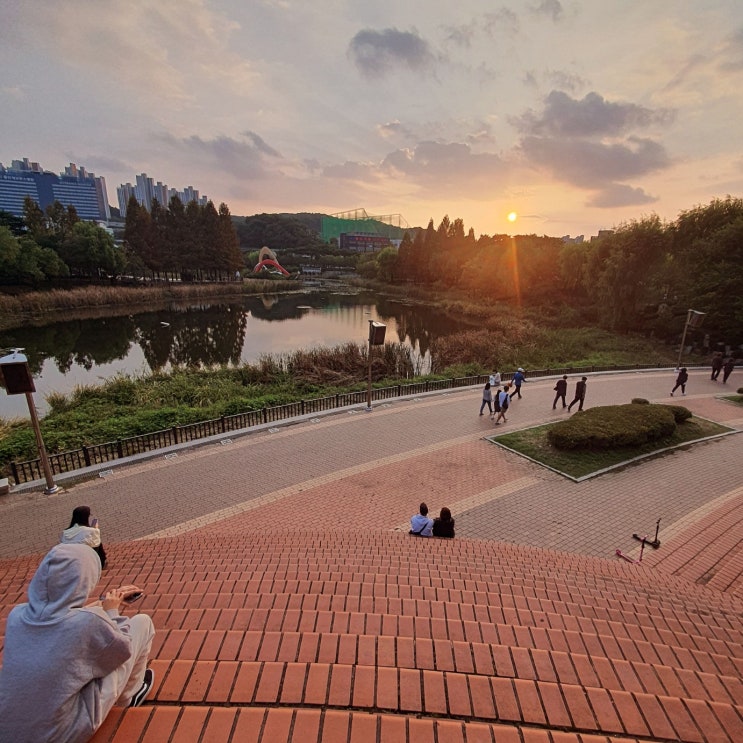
[0,544,133,743]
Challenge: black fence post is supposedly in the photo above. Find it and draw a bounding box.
[172,426,180,444]
[301,400,305,415]
[11,462,19,484]
[262,408,268,424]
[116,439,124,459]
[82,446,91,468]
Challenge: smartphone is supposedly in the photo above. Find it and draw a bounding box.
[91,518,99,527]
[123,591,144,603]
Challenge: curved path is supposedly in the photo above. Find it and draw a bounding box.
[1,369,741,587]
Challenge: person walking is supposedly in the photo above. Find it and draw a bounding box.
[568,376,588,412]
[509,368,526,400]
[552,375,568,409]
[711,352,724,381]
[670,367,688,396]
[722,357,735,383]
[494,384,510,424]
[479,382,493,416]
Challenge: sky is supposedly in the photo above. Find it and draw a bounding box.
[1,0,742,238]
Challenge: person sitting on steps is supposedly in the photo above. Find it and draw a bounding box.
[0,543,155,743]
[62,505,107,569]
[409,502,433,536]
[432,507,455,538]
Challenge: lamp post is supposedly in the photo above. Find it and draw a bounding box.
[0,350,60,494]
[677,309,705,370]
[366,321,386,412]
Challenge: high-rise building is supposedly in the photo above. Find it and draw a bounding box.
[0,158,110,221]
[117,173,209,217]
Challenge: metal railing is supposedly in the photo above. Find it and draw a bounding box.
[8,364,668,484]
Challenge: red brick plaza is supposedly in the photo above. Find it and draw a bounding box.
[1,369,741,742]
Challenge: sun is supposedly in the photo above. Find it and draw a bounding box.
[507,211,518,223]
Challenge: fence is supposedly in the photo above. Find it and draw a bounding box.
[8,363,667,484]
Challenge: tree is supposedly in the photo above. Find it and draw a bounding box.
[216,203,242,275]
[376,247,399,282]
[0,209,26,236]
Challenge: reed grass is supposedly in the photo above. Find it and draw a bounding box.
[0,280,298,330]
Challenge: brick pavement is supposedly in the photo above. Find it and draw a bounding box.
[0,368,741,742]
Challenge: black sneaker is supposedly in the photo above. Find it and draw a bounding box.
[130,668,154,707]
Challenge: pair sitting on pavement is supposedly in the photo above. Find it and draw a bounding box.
[409,502,455,538]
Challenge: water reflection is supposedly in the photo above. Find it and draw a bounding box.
[0,291,471,418]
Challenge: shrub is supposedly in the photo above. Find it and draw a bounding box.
[548,404,676,450]
[631,398,650,404]
[665,404,692,423]
[738,387,743,394]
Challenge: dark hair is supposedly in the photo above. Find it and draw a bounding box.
[439,507,452,522]
[419,502,428,516]
[484,382,490,389]
[562,375,567,379]
[68,506,91,528]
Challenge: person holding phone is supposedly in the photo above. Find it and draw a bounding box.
[0,543,155,742]
[61,505,107,569]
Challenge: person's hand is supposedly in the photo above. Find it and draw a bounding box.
[99,584,142,612]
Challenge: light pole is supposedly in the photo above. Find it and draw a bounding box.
[366,321,386,412]
[677,309,705,370]
[0,350,60,494]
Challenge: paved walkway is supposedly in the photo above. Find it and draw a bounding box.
[1,369,741,571]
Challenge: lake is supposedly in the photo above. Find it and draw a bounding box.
[0,288,470,419]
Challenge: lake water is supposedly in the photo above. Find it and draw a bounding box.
[0,289,469,419]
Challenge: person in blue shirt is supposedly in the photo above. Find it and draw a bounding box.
[509,368,526,400]
[409,503,433,536]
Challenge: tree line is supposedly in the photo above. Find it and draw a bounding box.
[124,196,242,281]
[0,193,243,287]
[358,197,743,349]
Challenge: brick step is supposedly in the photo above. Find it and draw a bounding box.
[96,658,743,741]
[93,552,743,637]
[117,584,742,661]
[147,628,742,706]
[131,582,743,652]
[90,705,571,743]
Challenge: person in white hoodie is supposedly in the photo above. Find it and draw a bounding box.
[61,505,107,568]
[0,543,155,743]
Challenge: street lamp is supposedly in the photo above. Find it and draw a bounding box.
[0,349,60,494]
[366,321,386,412]
[677,309,705,370]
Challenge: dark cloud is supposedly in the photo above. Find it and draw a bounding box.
[587,183,658,208]
[155,131,282,179]
[348,28,435,78]
[520,135,670,188]
[242,131,281,158]
[381,140,506,185]
[531,0,564,22]
[515,91,675,138]
[442,22,476,48]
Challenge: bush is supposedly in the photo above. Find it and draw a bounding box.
[548,404,676,450]
[631,398,650,405]
[665,404,692,423]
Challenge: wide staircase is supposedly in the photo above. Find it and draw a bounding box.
[2,529,742,742]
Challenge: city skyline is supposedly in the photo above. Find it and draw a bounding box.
[1,1,741,238]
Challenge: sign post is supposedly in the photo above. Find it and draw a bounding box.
[0,350,60,494]
[366,321,386,412]
[676,310,705,369]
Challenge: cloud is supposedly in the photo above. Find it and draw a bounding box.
[482,9,520,36]
[515,91,675,138]
[155,131,284,180]
[376,120,415,141]
[65,154,131,174]
[587,184,658,208]
[717,27,743,72]
[530,0,564,22]
[1,85,26,99]
[520,135,671,188]
[348,28,436,79]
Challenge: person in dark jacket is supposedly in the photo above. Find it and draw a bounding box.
[670,367,688,396]
[509,368,526,399]
[552,375,568,409]
[568,377,588,412]
[432,507,455,538]
[711,352,723,380]
[722,357,735,384]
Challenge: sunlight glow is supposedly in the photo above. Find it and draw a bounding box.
[507,211,518,223]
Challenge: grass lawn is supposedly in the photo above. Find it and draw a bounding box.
[488,416,734,480]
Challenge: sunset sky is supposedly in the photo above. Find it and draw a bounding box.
[2,0,741,238]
